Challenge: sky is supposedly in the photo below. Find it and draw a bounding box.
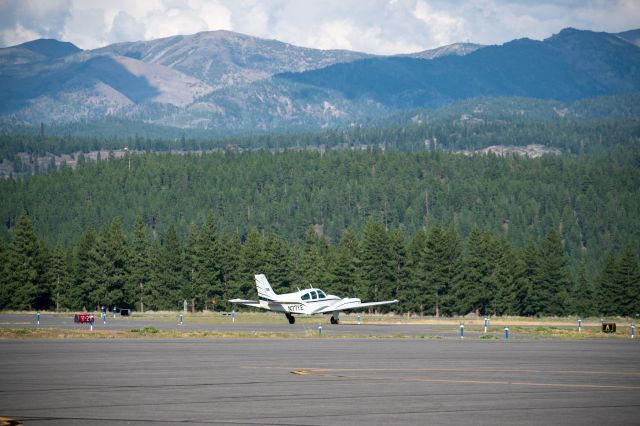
[1,0,638,54]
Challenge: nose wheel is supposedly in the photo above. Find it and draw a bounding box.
[285,313,295,324]
[330,312,339,324]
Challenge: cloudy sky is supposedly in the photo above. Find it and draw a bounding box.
[1,0,638,54]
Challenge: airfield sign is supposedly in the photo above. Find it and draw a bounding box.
[602,323,617,333]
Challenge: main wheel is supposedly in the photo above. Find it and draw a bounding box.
[286,313,295,324]
[330,317,339,325]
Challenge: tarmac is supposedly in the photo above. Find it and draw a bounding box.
[0,314,639,425]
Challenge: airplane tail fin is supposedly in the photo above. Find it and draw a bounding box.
[255,274,277,301]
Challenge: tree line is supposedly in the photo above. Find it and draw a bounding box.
[2,116,638,163]
[2,148,638,280]
[2,93,639,162]
[2,212,638,317]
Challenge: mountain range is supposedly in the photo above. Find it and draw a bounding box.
[0,27,638,132]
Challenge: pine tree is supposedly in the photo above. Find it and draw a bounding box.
[220,232,242,308]
[327,228,361,297]
[146,237,164,310]
[424,224,445,316]
[158,224,184,310]
[571,261,596,317]
[196,211,222,311]
[0,238,9,308]
[129,215,151,312]
[262,231,292,293]
[457,226,493,316]
[423,223,463,317]
[596,253,618,316]
[532,230,572,316]
[70,228,97,311]
[403,229,430,316]
[513,242,537,316]
[441,225,464,315]
[87,218,130,311]
[489,236,516,316]
[614,245,640,316]
[47,244,71,311]
[183,224,200,312]
[239,227,265,299]
[388,228,407,309]
[3,213,48,309]
[297,227,326,289]
[360,219,394,308]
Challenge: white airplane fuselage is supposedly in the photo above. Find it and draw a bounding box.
[230,274,398,324]
[260,291,362,315]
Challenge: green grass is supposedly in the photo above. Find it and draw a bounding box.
[130,326,160,334]
[479,334,499,339]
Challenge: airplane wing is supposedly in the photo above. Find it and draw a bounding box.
[314,298,398,314]
[229,299,262,308]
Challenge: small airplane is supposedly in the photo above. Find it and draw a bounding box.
[229,274,398,324]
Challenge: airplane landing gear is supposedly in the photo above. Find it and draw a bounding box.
[330,312,339,324]
[285,313,295,324]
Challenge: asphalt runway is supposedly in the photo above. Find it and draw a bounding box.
[0,337,639,425]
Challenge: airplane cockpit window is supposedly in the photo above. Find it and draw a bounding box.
[301,293,310,301]
[311,290,318,299]
[317,290,326,299]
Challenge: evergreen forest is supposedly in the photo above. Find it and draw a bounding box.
[1,144,639,317]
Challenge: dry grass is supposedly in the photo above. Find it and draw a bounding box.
[2,311,636,340]
[0,327,306,339]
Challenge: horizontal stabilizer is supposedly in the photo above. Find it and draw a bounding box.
[229,298,261,308]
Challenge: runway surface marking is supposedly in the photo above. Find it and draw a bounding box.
[244,365,640,377]
[286,368,640,390]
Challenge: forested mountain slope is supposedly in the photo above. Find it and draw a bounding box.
[1,94,638,172]
[279,28,640,109]
[1,149,638,277]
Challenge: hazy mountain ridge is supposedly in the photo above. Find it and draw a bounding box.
[401,42,484,59]
[617,29,640,47]
[0,28,638,131]
[94,30,371,90]
[0,39,81,66]
[0,31,375,128]
[279,28,640,109]
[381,93,640,127]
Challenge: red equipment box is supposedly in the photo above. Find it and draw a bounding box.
[74,313,94,323]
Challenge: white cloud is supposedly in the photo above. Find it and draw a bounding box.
[0,0,638,53]
[108,11,146,44]
[413,0,465,46]
[0,22,41,46]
